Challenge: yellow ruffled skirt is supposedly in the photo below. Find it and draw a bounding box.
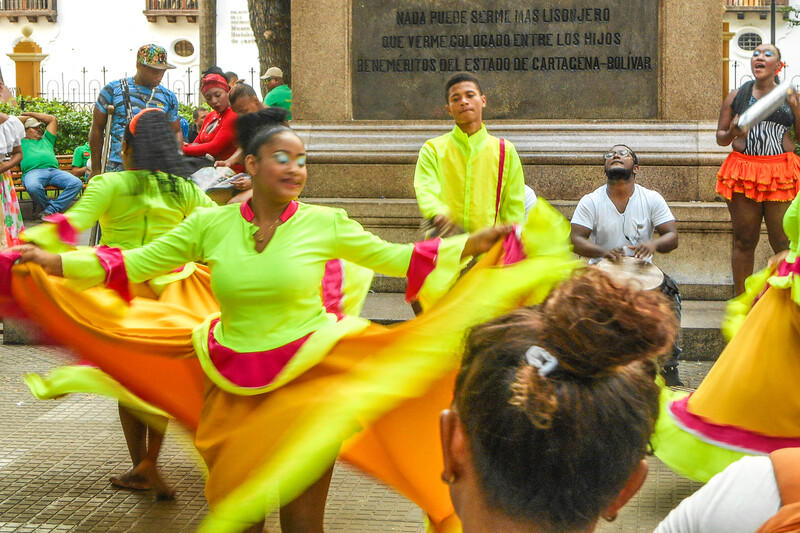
[7,200,578,531]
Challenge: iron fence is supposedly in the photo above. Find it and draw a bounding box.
[8,66,262,106]
[19,67,205,106]
[725,0,788,7]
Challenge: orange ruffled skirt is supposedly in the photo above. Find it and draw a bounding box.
[716,151,800,202]
[7,238,577,531]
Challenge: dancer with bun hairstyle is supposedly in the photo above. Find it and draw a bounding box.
[2,120,581,531]
[441,269,678,532]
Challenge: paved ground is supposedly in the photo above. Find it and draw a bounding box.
[0,344,711,532]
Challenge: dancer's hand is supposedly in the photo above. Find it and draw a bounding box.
[462,225,513,259]
[728,114,747,140]
[768,249,790,271]
[11,244,63,277]
[787,92,800,114]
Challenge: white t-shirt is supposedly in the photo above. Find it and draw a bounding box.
[571,183,675,264]
[654,456,780,533]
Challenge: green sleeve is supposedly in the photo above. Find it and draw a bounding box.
[184,180,218,213]
[61,209,208,287]
[44,130,56,146]
[61,248,108,287]
[61,175,114,231]
[413,142,451,219]
[22,176,114,251]
[71,151,82,167]
[498,143,526,225]
[121,210,207,283]
[332,209,414,277]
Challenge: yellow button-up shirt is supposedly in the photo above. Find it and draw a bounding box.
[413,124,525,232]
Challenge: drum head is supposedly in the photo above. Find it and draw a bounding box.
[594,256,665,291]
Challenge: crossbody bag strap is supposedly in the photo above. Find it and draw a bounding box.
[120,78,134,123]
[494,138,506,225]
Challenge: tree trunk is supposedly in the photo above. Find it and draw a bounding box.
[247,0,291,96]
[199,0,217,73]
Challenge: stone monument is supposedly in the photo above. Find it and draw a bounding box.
[289,0,743,302]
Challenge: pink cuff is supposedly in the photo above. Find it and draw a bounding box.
[43,213,79,246]
[208,318,311,388]
[94,246,132,304]
[0,250,21,297]
[501,227,526,265]
[322,259,346,320]
[405,239,440,303]
[670,395,800,454]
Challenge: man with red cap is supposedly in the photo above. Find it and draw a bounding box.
[89,44,181,177]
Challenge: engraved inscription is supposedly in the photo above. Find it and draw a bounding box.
[352,1,659,120]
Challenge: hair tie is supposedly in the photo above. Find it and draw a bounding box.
[129,107,164,136]
[776,61,787,75]
[525,346,558,377]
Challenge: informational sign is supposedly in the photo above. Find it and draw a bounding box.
[230,10,256,44]
[352,1,659,119]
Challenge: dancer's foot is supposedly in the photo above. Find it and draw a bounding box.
[132,458,176,500]
[110,468,152,491]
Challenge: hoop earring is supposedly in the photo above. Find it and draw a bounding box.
[603,513,618,523]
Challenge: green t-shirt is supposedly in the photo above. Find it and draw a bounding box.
[264,84,292,120]
[20,130,59,174]
[72,142,91,168]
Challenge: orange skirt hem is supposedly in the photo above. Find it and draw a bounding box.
[716,151,800,202]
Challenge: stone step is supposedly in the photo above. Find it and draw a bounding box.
[306,197,779,301]
[360,293,728,362]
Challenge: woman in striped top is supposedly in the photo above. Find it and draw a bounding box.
[716,43,800,295]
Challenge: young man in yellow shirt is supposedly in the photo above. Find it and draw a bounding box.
[414,73,526,236]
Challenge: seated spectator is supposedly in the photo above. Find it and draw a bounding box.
[182,74,240,171]
[441,269,676,532]
[186,107,208,143]
[229,83,264,116]
[261,66,292,120]
[215,107,289,204]
[71,140,91,180]
[201,65,225,77]
[19,112,83,217]
[224,71,239,88]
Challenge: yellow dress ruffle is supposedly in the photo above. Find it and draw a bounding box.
[10,199,578,532]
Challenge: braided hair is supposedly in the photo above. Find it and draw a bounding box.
[122,110,192,196]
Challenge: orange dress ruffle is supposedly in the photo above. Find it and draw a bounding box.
[716,151,800,202]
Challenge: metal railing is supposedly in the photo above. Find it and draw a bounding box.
[0,0,55,10]
[145,0,197,10]
[725,0,788,8]
[23,66,260,106]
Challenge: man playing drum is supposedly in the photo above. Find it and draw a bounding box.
[569,144,683,386]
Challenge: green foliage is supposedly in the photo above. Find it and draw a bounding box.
[0,98,92,154]
[178,102,210,123]
[780,6,800,27]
